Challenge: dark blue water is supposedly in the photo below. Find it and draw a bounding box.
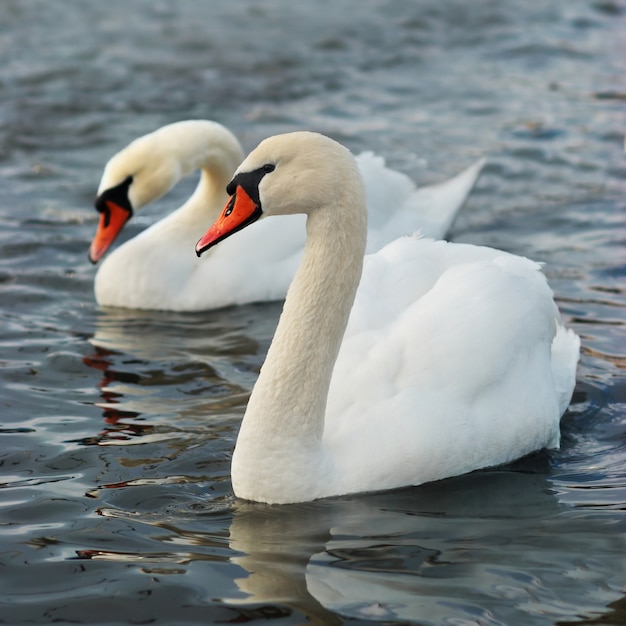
[1,1,624,624]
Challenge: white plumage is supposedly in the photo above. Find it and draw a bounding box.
[195,131,579,504]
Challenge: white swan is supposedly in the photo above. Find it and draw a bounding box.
[88,120,484,311]
[195,131,580,505]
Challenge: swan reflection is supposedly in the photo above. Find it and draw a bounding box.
[226,470,575,623]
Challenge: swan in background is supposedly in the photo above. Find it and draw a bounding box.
[195,131,580,505]
[88,120,484,311]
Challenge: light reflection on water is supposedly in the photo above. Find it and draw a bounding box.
[0,0,625,624]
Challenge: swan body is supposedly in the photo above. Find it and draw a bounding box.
[196,131,580,505]
[89,120,484,311]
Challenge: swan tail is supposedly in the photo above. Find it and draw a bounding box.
[408,157,487,239]
[551,323,581,417]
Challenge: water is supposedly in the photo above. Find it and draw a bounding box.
[1,0,625,624]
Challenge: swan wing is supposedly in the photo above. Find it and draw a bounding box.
[324,237,576,494]
[358,154,486,252]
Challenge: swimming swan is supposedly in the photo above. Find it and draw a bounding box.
[89,120,484,311]
[195,131,580,505]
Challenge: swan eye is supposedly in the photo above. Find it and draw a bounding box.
[225,163,274,204]
[224,194,236,217]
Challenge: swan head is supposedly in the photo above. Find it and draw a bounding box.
[196,131,362,256]
[88,120,244,264]
[88,130,184,264]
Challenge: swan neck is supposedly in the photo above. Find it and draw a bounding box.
[176,130,244,221]
[241,193,367,447]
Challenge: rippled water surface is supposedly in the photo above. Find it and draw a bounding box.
[1,1,625,624]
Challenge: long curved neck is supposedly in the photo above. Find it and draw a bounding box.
[238,189,368,450]
[174,128,244,226]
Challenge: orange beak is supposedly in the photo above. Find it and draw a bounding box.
[88,200,132,264]
[196,186,262,257]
